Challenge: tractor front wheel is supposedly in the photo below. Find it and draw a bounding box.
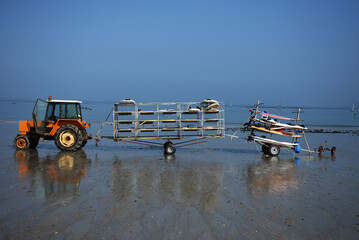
[14,135,30,149]
[54,125,83,151]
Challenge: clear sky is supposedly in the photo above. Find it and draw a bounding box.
[0,0,358,107]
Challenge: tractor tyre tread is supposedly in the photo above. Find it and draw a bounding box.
[80,129,88,148]
[54,124,83,151]
[14,135,30,150]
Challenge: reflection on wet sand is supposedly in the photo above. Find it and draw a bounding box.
[318,152,336,161]
[7,147,358,239]
[14,149,89,200]
[112,154,224,212]
[247,156,298,194]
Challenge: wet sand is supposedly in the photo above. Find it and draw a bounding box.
[1,123,359,239]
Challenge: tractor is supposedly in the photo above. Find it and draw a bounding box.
[14,96,91,151]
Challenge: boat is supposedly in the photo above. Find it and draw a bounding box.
[118,99,136,106]
[201,99,220,111]
[159,109,176,113]
[249,117,307,130]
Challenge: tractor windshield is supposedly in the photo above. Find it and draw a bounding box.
[32,99,48,134]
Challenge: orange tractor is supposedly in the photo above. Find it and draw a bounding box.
[14,97,91,151]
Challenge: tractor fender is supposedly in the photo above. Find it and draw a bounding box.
[49,119,88,136]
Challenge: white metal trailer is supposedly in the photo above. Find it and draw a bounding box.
[97,100,225,154]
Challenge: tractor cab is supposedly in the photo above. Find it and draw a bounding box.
[33,97,83,135]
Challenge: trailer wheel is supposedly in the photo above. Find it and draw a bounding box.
[164,140,173,148]
[55,124,83,151]
[262,145,269,154]
[268,145,280,156]
[164,143,176,155]
[331,147,336,155]
[14,135,30,149]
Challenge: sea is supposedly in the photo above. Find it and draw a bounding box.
[1,100,358,129]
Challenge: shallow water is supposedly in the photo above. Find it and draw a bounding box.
[1,100,359,128]
[0,123,359,239]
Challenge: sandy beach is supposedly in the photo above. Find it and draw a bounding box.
[1,0,358,238]
[0,122,359,239]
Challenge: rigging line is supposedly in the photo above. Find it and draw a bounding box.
[230,116,250,140]
[302,130,311,156]
[254,141,262,154]
[230,100,262,140]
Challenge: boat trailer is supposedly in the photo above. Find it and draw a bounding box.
[226,100,335,157]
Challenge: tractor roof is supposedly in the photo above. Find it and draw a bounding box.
[46,99,82,104]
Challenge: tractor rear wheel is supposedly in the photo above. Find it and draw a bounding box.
[54,124,83,151]
[80,129,88,148]
[14,135,30,149]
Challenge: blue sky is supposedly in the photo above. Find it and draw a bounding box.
[0,0,358,107]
